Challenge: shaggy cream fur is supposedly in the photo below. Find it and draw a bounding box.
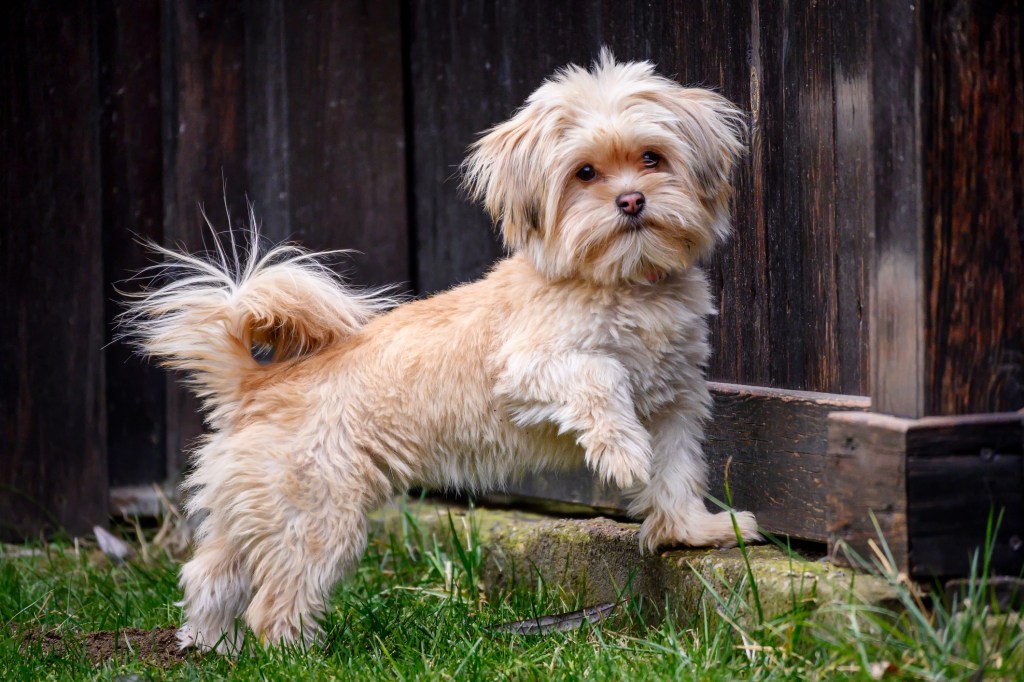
[123,50,759,653]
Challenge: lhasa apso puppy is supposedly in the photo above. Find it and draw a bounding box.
[124,50,759,653]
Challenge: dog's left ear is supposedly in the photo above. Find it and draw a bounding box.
[664,89,747,202]
[461,104,547,252]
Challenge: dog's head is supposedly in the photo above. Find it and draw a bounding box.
[462,50,746,285]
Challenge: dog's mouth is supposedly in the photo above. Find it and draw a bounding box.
[622,215,647,232]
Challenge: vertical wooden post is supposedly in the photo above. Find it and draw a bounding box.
[869,0,1023,418]
[0,2,108,540]
[868,1,926,419]
[98,0,168,488]
[160,0,250,479]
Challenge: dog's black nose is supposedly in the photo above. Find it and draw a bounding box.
[616,191,645,216]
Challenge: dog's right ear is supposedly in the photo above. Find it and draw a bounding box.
[461,104,546,252]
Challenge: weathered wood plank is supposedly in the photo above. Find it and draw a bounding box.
[829,410,1024,577]
[830,0,873,397]
[908,454,1023,577]
[782,1,840,393]
[161,0,249,477]
[868,0,926,417]
[491,384,870,543]
[905,412,1024,575]
[826,412,910,571]
[923,0,1024,415]
[97,0,168,487]
[244,0,291,241]
[704,384,869,540]
[0,1,108,539]
[282,0,409,287]
[867,0,1024,418]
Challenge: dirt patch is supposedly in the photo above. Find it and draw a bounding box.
[20,626,191,668]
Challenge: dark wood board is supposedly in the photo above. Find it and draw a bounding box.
[97,0,168,487]
[868,0,927,418]
[704,384,870,540]
[244,0,291,242]
[0,2,108,539]
[829,411,1024,577]
[907,454,1023,577]
[830,0,873,398]
[491,384,870,543]
[160,0,250,478]
[826,412,910,571]
[905,412,1024,575]
[281,0,409,289]
[923,0,1024,416]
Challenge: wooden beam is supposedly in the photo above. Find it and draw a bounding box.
[826,412,910,570]
[828,410,1024,577]
[905,413,1023,576]
[487,383,870,543]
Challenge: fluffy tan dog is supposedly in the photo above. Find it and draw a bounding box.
[124,50,759,653]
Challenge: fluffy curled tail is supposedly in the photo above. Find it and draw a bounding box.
[119,226,395,428]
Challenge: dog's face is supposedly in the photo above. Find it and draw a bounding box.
[463,51,745,285]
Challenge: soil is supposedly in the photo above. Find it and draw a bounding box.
[20,626,191,668]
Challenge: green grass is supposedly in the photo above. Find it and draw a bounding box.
[1,504,1021,681]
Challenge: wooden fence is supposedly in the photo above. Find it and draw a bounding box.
[2,0,1021,577]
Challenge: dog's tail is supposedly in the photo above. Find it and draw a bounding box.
[119,221,395,428]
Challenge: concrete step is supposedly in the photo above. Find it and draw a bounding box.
[370,498,899,625]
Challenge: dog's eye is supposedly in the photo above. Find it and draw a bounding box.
[576,165,597,182]
[642,151,661,168]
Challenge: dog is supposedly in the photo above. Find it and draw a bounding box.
[123,50,759,653]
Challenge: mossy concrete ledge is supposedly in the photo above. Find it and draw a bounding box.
[370,499,898,623]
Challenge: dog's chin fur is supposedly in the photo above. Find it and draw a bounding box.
[122,50,759,655]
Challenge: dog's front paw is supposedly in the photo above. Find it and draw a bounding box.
[640,509,761,553]
[586,436,651,489]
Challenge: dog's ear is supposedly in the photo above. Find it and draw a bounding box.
[461,104,547,252]
[663,89,747,202]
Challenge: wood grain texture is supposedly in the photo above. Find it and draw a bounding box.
[492,384,870,542]
[830,0,873,397]
[908,453,1022,576]
[905,414,1023,577]
[704,384,870,540]
[407,0,870,395]
[826,412,910,571]
[0,2,108,539]
[161,0,249,477]
[153,0,408,480]
[868,1,927,418]
[282,0,409,287]
[97,0,168,487]
[829,411,1024,576]
[923,0,1024,415]
[244,0,291,241]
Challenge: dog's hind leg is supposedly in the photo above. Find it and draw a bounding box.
[242,493,369,648]
[178,532,251,653]
[629,398,760,552]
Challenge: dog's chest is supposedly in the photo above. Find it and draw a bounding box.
[583,285,709,416]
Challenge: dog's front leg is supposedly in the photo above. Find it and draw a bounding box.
[629,400,760,552]
[499,352,652,489]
